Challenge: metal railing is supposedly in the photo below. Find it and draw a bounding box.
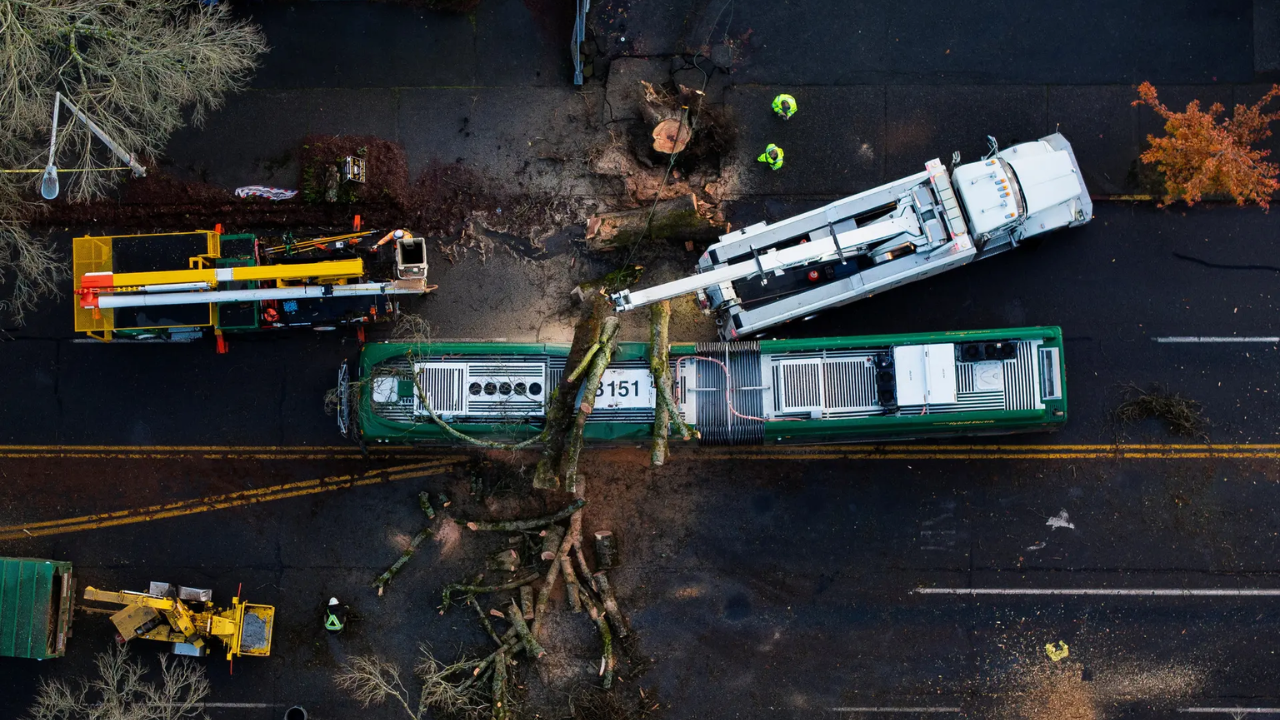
[572,0,590,85]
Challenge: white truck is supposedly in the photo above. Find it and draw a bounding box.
[611,133,1092,339]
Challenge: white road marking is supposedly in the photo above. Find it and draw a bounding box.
[915,588,1280,597]
[152,703,282,708]
[1154,337,1279,343]
[1046,510,1075,530]
[1178,709,1280,716]
[830,708,961,714]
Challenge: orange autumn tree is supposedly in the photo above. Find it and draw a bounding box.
[1133,82,1280,209]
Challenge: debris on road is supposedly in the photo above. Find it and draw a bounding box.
[1114,383,1209,438]
[373,491,437,596]
[1046,511,1076,531]
[1045,641,1070,661]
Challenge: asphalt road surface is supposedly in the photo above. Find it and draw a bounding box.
[4,1,1280,718]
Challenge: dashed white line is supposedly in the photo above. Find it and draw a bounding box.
[1178,709,1280,716]
[1154,337,1279,343]
[914,588,1280,597]
[830,708,960,714]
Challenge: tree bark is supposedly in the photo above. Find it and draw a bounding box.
[491,648,510,720]
[468,595,502,646]
[593,530,618,570]
[584,194,722,252]
[561,554,582,613]
[464,499,587,532]
[520,585,534,620]
[505,600,546,659]
[593,570,629,638]
[560,316,620,492]
[486,548,520,573]
[538,524,565,561]
[441,573,539,609]
[581,588,615,689]
[372,527,433,596]
[649,301,672,466]
[534,296,611,490]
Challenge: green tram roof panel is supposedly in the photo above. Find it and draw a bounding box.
[0,557,73,659]
[355,327,1066,446]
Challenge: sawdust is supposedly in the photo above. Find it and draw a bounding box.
[1000,659,1203,720]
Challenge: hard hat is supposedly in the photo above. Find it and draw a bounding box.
[393,230,405,239]
[329,597,340,606]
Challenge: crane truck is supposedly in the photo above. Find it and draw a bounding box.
[611,133,1092,339]
[72,227,433,349]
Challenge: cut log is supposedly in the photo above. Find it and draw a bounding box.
[593,570,630,638]
[491,648,510,720]
[580,588,615,689]
[486,549,521,573]
[649,301,672,466]
[594,531,618,570]
[584,194,723,252]
[539,525,566,561]
[520,585,534,620]
[464,499,587,532]
[505,600,546,659]
[441,573,539,609]
[651,118,692,154]
[371,527,433,596]
[561,554,582,613]
[572,543,599,594]
[419,491,435,519]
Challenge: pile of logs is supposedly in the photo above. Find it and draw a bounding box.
[440,494,630,718]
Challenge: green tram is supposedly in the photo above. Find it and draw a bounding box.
[340,326,1067,446]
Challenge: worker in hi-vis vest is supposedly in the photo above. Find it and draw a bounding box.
[324,597,347,633]
[758,144,784,171]
[772,93,797,120]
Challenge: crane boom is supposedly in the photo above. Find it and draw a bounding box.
[609,133,1092,339]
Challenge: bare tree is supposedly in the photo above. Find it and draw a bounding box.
[25,644,211,720]
[335,648,492,720]
[0,0,268,323]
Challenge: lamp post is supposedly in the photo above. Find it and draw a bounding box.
[40,92,147,200]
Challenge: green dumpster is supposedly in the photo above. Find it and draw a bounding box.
[0,557,75,659]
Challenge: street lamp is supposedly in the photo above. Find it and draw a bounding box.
[41,91,147,200]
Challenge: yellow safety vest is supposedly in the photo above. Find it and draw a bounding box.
[772,94,797,118]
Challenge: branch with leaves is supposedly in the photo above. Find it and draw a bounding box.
[1134,82,1280,208]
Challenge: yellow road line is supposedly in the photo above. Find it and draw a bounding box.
[0,458,464,541]
[694,451,1280,461]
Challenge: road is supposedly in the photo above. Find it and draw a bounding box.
[3,0,1280,718]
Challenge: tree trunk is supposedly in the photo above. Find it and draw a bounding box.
[560,316,620,492]
[594,530,618,570]
[534,296,611,490]
[649,301,672,466]
[584,194,723,252]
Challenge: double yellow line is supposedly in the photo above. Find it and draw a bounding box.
[0,458,464,541]
[0,444,442,461]
[696,443,1280,461]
